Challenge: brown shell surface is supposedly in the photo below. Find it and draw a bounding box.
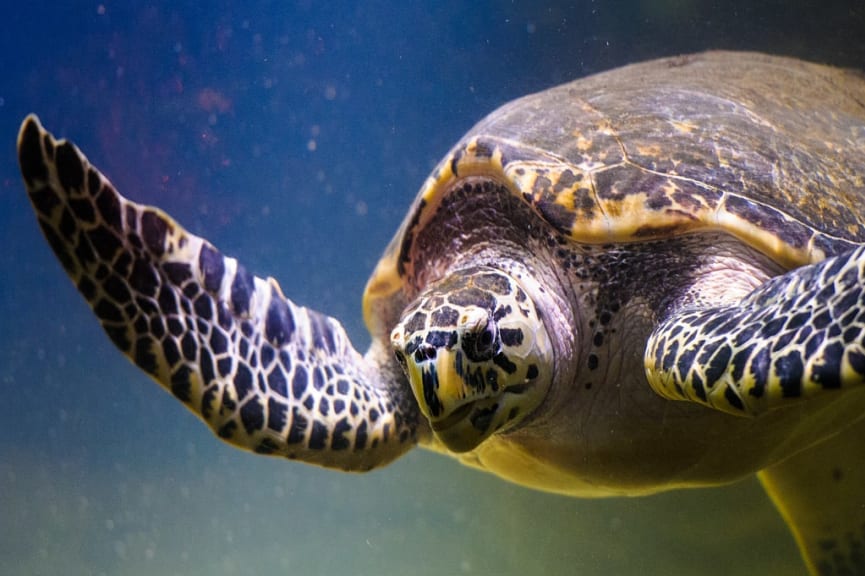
[363,51,865,333]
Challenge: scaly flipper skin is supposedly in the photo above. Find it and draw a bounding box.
[759,415,865,576]
[646,245,865,416]
[17,115,420,471]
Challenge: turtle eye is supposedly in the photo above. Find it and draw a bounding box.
[462,318,499,362]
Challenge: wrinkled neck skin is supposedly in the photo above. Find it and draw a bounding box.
[405,179,849,496]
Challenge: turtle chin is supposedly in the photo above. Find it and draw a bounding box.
[429,399,504,453]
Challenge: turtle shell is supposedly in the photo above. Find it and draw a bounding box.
[363,51,865,337]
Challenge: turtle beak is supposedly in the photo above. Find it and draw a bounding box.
[403,345,489,453]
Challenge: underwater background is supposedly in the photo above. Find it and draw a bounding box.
[2,2,864,575]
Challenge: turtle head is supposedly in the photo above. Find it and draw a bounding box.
[391,267,553,453]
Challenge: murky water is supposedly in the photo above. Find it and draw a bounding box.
[2,2,864,574]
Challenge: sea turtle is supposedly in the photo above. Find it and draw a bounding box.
[17,51,865,574]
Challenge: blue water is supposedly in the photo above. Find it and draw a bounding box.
[2,2,863,575]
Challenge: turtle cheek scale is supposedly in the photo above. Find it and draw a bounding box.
[391,267,554,453]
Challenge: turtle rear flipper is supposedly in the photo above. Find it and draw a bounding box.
[18,115,420,471]
[759,415,865,576]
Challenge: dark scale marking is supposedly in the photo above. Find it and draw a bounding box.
[331,418,352,450]
[162,263,191,287]
[134,337,158,375]
[217,303,233,330]
[181,282,200,300]
[193,295,213,320]
[812,342,844,389]
[776,352,804,397]
[730,344,755,382]
[675,346,698,382]
[287,407,307,444]
[220,388,237,412]
[723,385,745,411]
[129,259,159,298]
[267,397,288,432]
[704,343,732,388]
[265,292,295,346]
[217,420,237,439]
[162,337,181,367]
[104,273,132,305]
[313,367,325,390]
[587,354,599,370]
[69,197,96,224]
[425,330,457,349]
[748,347,771,397]
[848,350,865,375]
[88,225,123,262]
[201,385,218,420]
[309,312,336,353]
[200,347,216,385]
[259,344,274,369]
[29,187,60,222]
[500,328,524,346]
[133,314,149,336]
[318,397,330,417]
[309,421,328,450]
[334,399,345,414]
[493,352,518,374]
[233,364,254,400]
[150,317,166,339]
[422,366,443,417]
[103,325,130,350]
[209,329,228,355]
[431,306,459,327]
[94,298,124,323]
[812,309,834,330]
[58,207,76,240]
[217,357,233,377]
[354,420,368,450]
[268,369,288,398]
[256,438,279,455]
[292,366,308,399]
[843,326,862,345]
[199,243,225,292]
[55,142,85,191]
[593,332,604,347]
[772,330,797,353]
[73,232,96,269]
[77,276,97,301]
[336,378,349,395]
[18,119,49,185]
[662,339,679,373]
[231,264,255,315]
[140,210,168,256]
[240,399,265,435]
[171,365,192,403]
[181,332,197,362]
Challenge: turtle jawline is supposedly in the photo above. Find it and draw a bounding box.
[430,402,474,433]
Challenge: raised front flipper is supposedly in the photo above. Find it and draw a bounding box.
[17,115,421,471]
[645,245,865,416]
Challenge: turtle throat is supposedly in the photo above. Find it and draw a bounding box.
[391,266,554,453]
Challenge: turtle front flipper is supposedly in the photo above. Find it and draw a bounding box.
[17,115,421,471]
[645,244,865,416]
[758,416,865,576]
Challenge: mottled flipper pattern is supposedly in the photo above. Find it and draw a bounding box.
[646,245,865,416]
[18,115,419,471]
